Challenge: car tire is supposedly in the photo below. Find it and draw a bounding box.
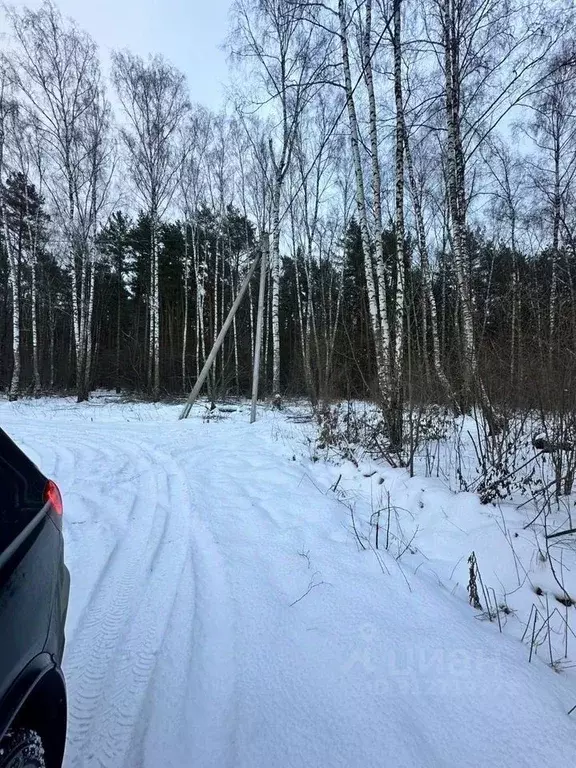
[0,729,46,768]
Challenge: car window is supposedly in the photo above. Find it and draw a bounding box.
[0,438,43,553]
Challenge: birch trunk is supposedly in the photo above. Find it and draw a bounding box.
[233,311,239,392]
[442,0,479,405]
[251,236,268,422]
[305,251,321,398]
[326,259,344,386]
[550,137,561,352]
[31,254,40,393]
[248,281,255,357]
[147,224,154,388]
[362,0,390,372]
[294,257,307,387]
[116,244,122,393]
[0,93,20,400]
[271,180,282,394]
[220,238,225,384]
[152,215,160,399]
[194,236,201,379]
[49,296,55,390]
[404,122,452,400]
[25,187,41,393]
[71,248,85,400]
[84,252,96,395]
[264,275,271,386]
[182,221,190,391]
[390,0,406,447]
[67,174,85,400]
[338,0,387,395]
[3,215,20,401]
[508,204,518,388]
[295,253,314,401]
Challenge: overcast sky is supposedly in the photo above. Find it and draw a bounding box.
[6,0,233,109]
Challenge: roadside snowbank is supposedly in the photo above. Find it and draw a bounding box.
[1,395,574,768]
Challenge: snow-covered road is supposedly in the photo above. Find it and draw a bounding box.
[2,398,576,768]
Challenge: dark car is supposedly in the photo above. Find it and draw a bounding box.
[0,427,69,768]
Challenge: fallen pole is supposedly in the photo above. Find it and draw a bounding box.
[180,249,262,420]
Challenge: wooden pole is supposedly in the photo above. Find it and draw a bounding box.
[251,233,268,423]
[180,249,261,420]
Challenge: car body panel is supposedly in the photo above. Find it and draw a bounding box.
[0,427,69,754]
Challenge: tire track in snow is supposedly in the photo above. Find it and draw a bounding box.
[14,418,238,768]
[165,440,239,768]
[135,549,196,768]
[66,437,193,768]
[64,438,159,767]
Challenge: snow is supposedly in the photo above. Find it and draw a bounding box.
[1,394,576,767]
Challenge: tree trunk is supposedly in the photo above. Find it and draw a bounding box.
[550,135,560,355]
[390,0,406,448]
[83,253,96,397]
[362,0,390,378]
[271,179,282,394]
[3,217,20,401]
[71,248,86,401]
[339,0,387,396]
[152,219,160,399]
[295,252,314,402]
[30,254,40,393]
[182,221,190,391]
[25,187,41,394]
[404,122,453,401]
[116,244,122,394]
[442,0,478,406]
[326,258,344,388]
[251,236,268,422]
[77,231,89,402]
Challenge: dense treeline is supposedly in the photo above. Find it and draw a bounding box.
[0,0,575,439]
[2,170,574,408]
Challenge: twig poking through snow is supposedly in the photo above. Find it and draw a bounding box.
[298,549,311,569]
[290,572,328,607]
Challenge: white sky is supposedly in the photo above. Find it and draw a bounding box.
[4,0,233,109]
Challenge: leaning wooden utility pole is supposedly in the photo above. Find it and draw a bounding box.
[179,249,262,420]
[251,233,269,423]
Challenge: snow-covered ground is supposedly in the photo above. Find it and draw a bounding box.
[2,394,576,767]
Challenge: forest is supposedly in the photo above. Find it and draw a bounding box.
[0,0,575,446]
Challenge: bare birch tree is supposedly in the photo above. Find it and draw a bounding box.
[0,62,20,400]
[524,52,576,352]
[179,108,211,389]
[112,51,189,398]
[337,0,388,396]
[7,1,105,400]
[231,0,325,393]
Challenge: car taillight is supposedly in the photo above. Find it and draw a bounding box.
[44,480,63,516]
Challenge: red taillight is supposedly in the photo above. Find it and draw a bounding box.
[44,480,63,516]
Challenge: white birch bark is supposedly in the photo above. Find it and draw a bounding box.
[441,0,477,399]
[27,199,41,393]
[152,216,161,398]
[550,137,561,345]
[3,215,21,401]
[182,221,190,390]
[270,177,282,393]
[362,0,390,371]
[112,51,188,399]
[30,253,40,392]
[84,251,96,393]
[403,123,452,399]
[390,0,406,445]
[0,81,20,400]
[338,0,387,395]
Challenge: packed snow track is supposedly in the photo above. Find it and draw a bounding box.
[2,398,576,768]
